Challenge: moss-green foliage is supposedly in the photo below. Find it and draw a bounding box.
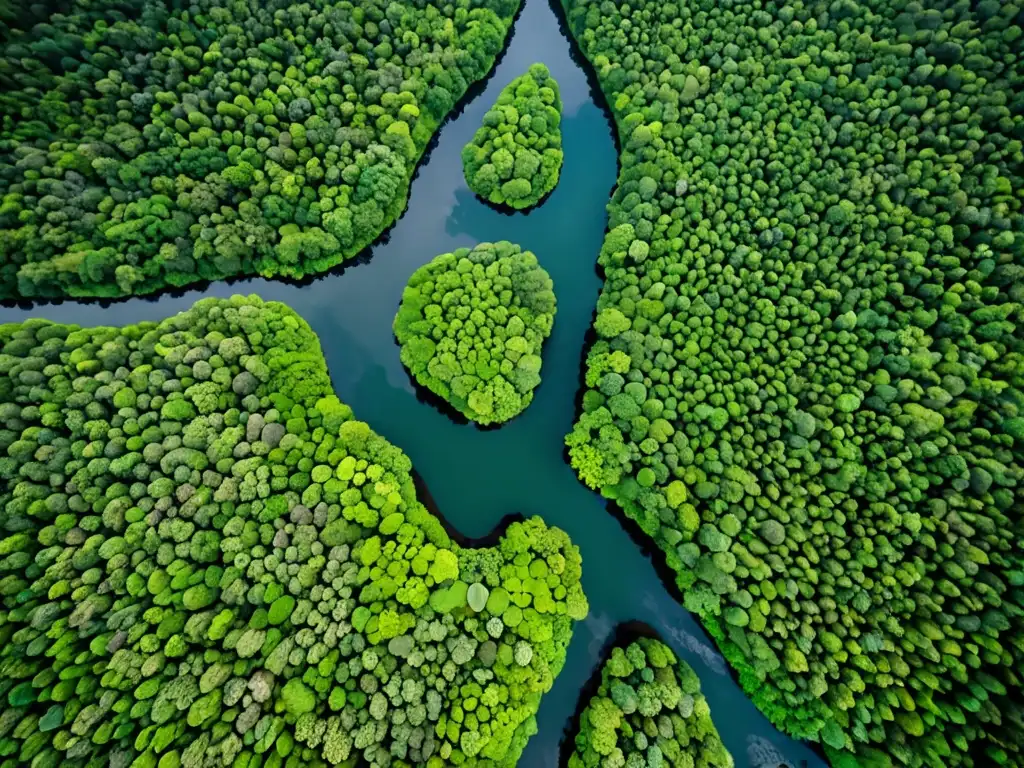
[461,63,563,210]
[0,295,589,767]
[570,637,732,768]
[0,0,520,300]
[394,241,556,425]
[563,0,1024,764]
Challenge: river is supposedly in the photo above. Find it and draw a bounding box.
[0,1,828,765]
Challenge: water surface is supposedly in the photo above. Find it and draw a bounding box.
[0,1,826,765]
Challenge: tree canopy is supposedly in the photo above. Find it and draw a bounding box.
[0,0,520,299]
[0,295,588,767]
[563,0,1024,763]
[461,63,563,210]
[569,636,733,768]
[394,241,557,426]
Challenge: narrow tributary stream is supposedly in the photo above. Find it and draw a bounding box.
[0,1,828,765]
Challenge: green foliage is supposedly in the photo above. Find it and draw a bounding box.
[462,63,564,210]
[0,295,588,767]
[394,241,557,425]
[569,636,732,768]
[0,0,521,299]
[563,0,1024,763]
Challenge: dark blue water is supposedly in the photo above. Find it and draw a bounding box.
[0,1,827,765]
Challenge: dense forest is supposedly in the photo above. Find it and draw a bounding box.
[461,62,564,210]
[0,296,588,766]
[0,0,1023,765]
[394,241,556,426]
[0,0,519,298]
[563,0,1024,764]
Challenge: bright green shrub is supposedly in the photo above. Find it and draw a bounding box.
[462,63,564,210]
[0,296,588,767]
[562,0,1024,763]
[394,241,557,425]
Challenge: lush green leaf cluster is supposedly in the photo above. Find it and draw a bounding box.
[0,0,520,299]
[562,0,1024,764]
[0,295,589,767]
[569,636,732,768]
[394,241,556,426]
[461,63,563,210]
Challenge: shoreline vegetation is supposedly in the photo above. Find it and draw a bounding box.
[0,0,524,300]
[0,295,588,766]
[561,0,1024,763]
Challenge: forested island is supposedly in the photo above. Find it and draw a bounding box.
[461,63,564,210]
[568,634,733,768]
[394,241,556,426]
[1,0,1022,766]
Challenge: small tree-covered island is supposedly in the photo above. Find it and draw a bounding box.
[563,0,1024,764]
[461,63,565,210]
[569,635,733,768]
[1,0,1023,765]
[395,241,556,426]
